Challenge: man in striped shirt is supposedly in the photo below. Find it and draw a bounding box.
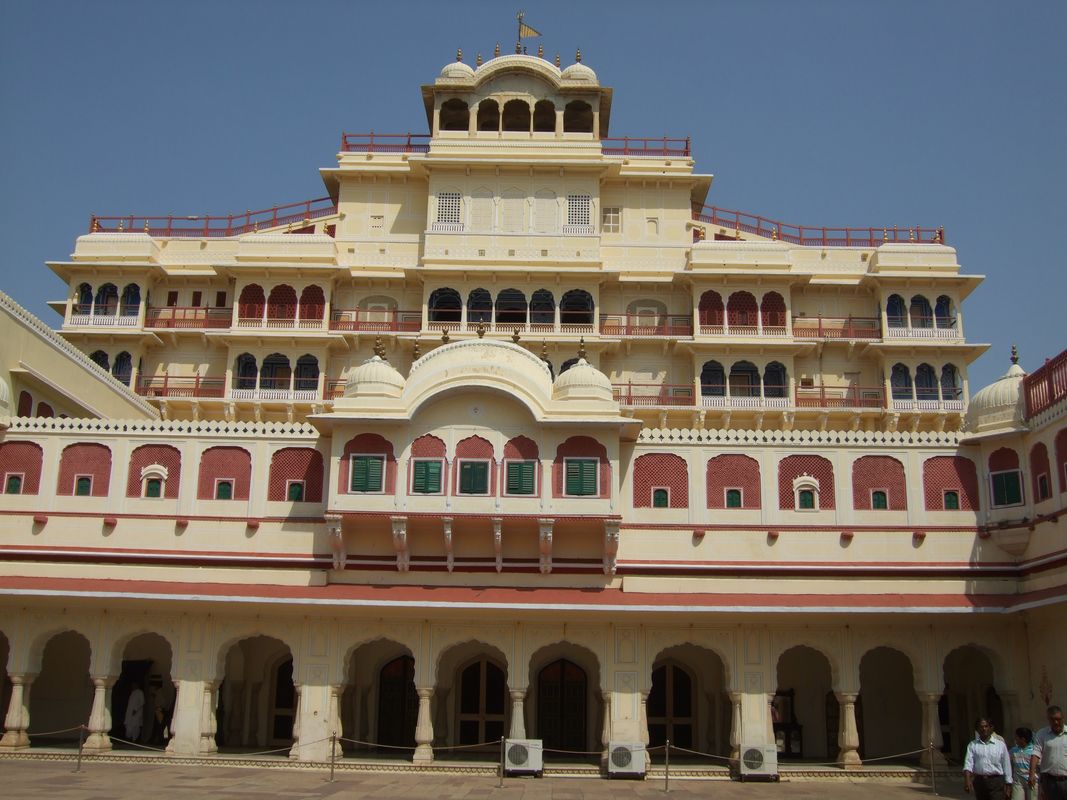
[1030,706,1067,800]
[964,717,1013,799]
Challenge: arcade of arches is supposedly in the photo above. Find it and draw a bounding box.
[0,620,1025,768]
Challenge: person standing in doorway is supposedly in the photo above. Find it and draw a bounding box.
[124,683,145,743]
[1012,728,1036,800]
[964,717,1013,799]
[1031,706,1067,800]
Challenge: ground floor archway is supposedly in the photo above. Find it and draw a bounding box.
[942,645,1003,761]
[215,636,294,751]
[340,639,417,757]
[109,632,174,747]
[29,631,92,744]
[776,645,836,760]
[648,644,730,761]
[858,647,921,760]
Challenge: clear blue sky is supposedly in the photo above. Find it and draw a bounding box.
[2,0,1064,389]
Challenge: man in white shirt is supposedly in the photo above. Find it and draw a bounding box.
[1030,706,1067,800]
[964,717,1013,799]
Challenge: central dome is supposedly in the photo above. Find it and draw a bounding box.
[965,359,1026,433]
[552,358,613,401]
[343,354,405,399]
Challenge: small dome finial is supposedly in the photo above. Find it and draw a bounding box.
[538,44,544,58]
[456,48,463,62]
[412,339,421,360]
[476,321,486,339]
[515,41,522,54]
[575,48,582,63]
[476,53,483,66]
[441,328,450,344]
[541,339,549,361]
[1010,344,1019,365]
[555,53,561,67]
[578,336,587,360]
[512,328,521,343]
[494,42,500,58]
[373,336,386,360]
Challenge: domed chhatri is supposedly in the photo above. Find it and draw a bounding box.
[965,346,1026,434]
[342,337,405,399]
[552,341,613,402]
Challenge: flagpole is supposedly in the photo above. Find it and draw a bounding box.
[517,10,524,50]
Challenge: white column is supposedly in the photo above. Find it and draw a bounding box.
[288,684,302,760]
[0,674,34,749]
[836,691,862,768]
[509,690,526,739]
[413,687,434,764]
[200,680,219,754]
[765,692,775,745]
[920,692,947,767]
[728,691,742,761]
[329,684,343,758]
[600,690,612,751]
[84,676,115,752]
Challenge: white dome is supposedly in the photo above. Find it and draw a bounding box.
[552,358,613,402]
[343,355,405,399]
[965,361,1026,434]
[439,61,475,80]
[561,62,597,83]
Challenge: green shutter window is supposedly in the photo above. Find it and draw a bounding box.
[350,456,384,492]
[871,490,888,510]
[565,459,598,496]
[145,477,162,498]
[991,472,1022,506]
[798,488,815,509]
[459,461,489,494]
[412,460,442,494]
[506,462,536,495]
[725,489,742,508]
[943,490,960,510]
[75,476,92,496]
[1038,474,1050,501]
[652,488,669,507]
[5,475,22,495]
[287,481,305,502]
[215,480,233,500]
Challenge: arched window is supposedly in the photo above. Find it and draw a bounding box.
[58,443,112,497]
[941,364,962,400]
[886,294,906,328]
[1030,442,1052,502]
[37,402,54,418]
[934,295,954,328]
[197,446,252,500]
[234,353,258,390]
[707,454,761,509]
[760,291,787,330]
[238,284,266,321]
[563,100,593,133]
[340,433,397,494]
[126,444,181,499]
[457,658,507,745]
[268,447,324,502]
[17,390,32,416]
[989,448,1023,507]
[112,352,133,386]
[89,350,110,372]
[94,283,118,315]
[729,360,760,398]
[428,288,462,323]
[852,455,907,510]
[764,362,788,398]
[700,360,725,396]
[726,291,758,329]
[502,99,531,132]
[476,99,499,131]
[533,189,558,233]
[299,285,325,322]
[698,290,725,330]
[922,455,979,510]
[797,486,816,509]
[890,363,913,400]
[120,284,140,315]
[440,98,469,131]
[294,355,319,392]
[915,363,938,400]
[260,353,291,391]
[554,436,609,498]
[75,283,93,314]
[533,100,555,132]
[633,453,688,508]
[726,489,742,508]
[779,455,835,510]
[0,441,44,495]
[467,288,492,324]
[530,289,555,326]
[652,488,669,507]
[910,295,933,328]
[267,285,297,322]
[495,288,527,325]
[560,289,594,326]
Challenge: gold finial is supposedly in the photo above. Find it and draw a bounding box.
[515,41,522,54]
[938,226,944,243]
[441,328,450,344]
[541,339,549,361]
[117,219,125,232]
[456,48,463,62]
[412,339,421,360]
[476,53,483,66]
[512,328,521,343]
[373,336,386,360]
[883,227,888,242]
[578,336,587,360]
[909,227,915,242]
[538,44,544,58]
[252,221,259,233]
[575,48,582,63]
[1010,344,1019,365]
[143,219,150,234]
[494,42,500,58]
[91,217,100,233]
[476,320,486,338]
[555,53,561,67]
[286,221,293,233]
[303,215,311,226]
[771,226,778,241]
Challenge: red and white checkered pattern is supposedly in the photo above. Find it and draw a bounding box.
[338,433,396,493]
[851,455,907,510]
[196,446,251,500]
[706,454,761,509]
[552,436,610,498]
[504,436,539,460]
[988,447,1019,472]
[778,454,835,510]
[57,443,112,496]
[633,453,688,508]
[411,434,446,457]
[0,441,43,494]
[268,447,324,501]
[922,455,979,510]
[1029,442,1051,500]
[126,444,182,498]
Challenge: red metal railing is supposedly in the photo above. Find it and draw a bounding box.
[1024,348,1067,419]
[612,384,697,407]
[137,376,225,398]
[792,316,882,340]
[145,306,232,329]
[89,197,337,237]
[794,386,886,409]
[341,132,431,153]
[602,137,691,157]
[329,309,422,332]
[600,314,693,337]
[693,206,944,248]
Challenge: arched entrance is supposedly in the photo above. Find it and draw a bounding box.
[537,659,586,754]
[110,632,173,747]
[377,656,418,749]
[215,635,294,751]
[457,658,507,746]
[29,631,92,745]
[649,662,694,748]
[648,644,730,761]
[858,647,921,760]
[341,639,417,758]
[776,645,836,760]
[942,646,1003,761]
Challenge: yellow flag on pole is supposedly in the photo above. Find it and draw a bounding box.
[519,22,541,38]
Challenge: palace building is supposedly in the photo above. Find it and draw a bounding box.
[0,49,1064,776]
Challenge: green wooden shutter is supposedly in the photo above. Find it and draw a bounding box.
[506,462,535,495]
[565,460,581,495]
[365,456,383,491]
[351,457,367,492]
[146,478,162,498]
[944,491,959,510]
[412,461,427,493]
[76,476,92,496]
[288,482,305,502]
[566,459,598,496]
[460,462,474,493]
[425,460,442,493]
[581,460,597,495]
[652,488,668,507]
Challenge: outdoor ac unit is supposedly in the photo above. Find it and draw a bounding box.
[738,744,779,781]
[607,742,647,777]
[504,738,543,776]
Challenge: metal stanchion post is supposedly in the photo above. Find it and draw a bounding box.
[74,725,86,773]
[929,743,938,796]
[664,738,670,793]
[498,736,505,788]
[330,732,337,783]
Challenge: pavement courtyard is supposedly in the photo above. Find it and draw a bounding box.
[0,760,973,799]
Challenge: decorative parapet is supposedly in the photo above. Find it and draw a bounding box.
[636,426,964,448]
[3,416,316,438]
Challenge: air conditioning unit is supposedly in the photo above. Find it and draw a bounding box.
[504,738,543,777]
[738,744,779,781]
[607,742,647,778]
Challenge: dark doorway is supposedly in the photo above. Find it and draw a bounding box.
[648,663,693,749]
[538,658,586,753]
[378,656,418,748]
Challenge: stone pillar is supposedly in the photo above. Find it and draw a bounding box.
[0,674,34,749]
[600,690,612,750]
[728,691,742,761]
[639,691,650,748]
[84,676,116,752]
[288,684,302,760]
[766,692,775,746]
[413,687,434,764]
[920,692,947,767]
[329,684,343,758]
[836,692,862,768]
[509,690,526,739]
[200,681,219,755]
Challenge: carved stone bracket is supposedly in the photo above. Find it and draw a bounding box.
[325,513,344,570]
[391,516,409,572]
[442,517,454,573]
[603,519,620,575]
[538,518,554,574]
[492,517,503,573]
